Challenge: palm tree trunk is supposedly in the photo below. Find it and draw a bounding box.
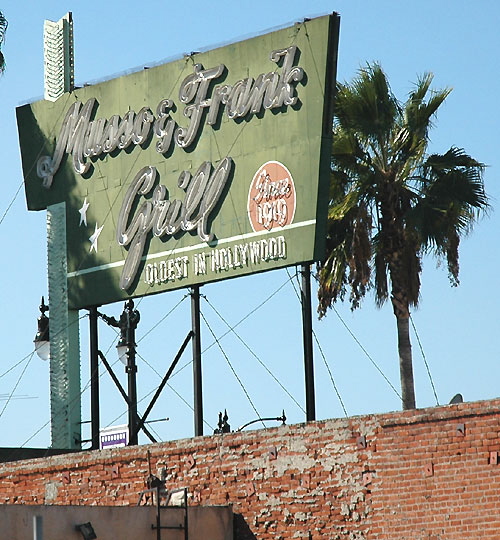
[385,217,418,410]
[395,315,416,409]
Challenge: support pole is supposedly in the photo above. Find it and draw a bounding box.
[47,202,81,449]
[98,300,141,445]
[124,300,139,446]
[301,264,316,421]
[89,307,100,450]
[191,286,203,436]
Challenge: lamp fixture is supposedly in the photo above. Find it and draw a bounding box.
[75,522,97,540]
[98,299,141,445]
[34,297,50,361]
[99,299,139,365]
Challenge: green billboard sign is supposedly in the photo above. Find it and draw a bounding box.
[18,14,339,309]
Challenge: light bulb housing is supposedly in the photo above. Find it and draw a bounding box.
[34,297,50,361]
[35,340,50,361]
[116,343,128,365]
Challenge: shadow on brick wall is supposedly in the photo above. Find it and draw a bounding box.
[234,513,257,540]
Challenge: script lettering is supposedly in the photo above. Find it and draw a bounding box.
[37,47,304,187]
[117,157,233,290]
[37,99,96,188]
[175,63,225,148]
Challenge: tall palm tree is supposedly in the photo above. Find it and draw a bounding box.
[0,11,7,74]
[317,63,488,409]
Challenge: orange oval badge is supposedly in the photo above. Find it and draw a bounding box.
[248,161,296,232]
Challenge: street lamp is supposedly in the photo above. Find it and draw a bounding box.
[34,296,50,361]
[100,299,139,365]
[98,299,140,445]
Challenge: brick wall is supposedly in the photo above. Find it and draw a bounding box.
[1,399,500,539]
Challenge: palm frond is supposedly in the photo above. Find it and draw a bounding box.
[0,12,7,43]
[373,250,388,307]
[335,64,400,154]
[405,73,452,135]
[407,147,488,284]
[318,202,372,316]
[320,62,488,317]
[0,11,7,74]
[392,74,451,174]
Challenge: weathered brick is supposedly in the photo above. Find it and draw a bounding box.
[2,400,500,538]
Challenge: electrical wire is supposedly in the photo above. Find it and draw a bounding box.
[167,274,294,382]
[137,293,189,343]
[203,296,306,414]
[0,310,87,436]
[311,332,348,417]
[200,310,265,428]
[0,351,35,419]
[332,305,402,400]
[0,92,74,230]
[287,267,348,416]
[19,419,51,449]
[134,348,215,433]
[0,394,36,401]
[0,180,24,227]
[410,315,440,405]
[0,351,35,379]
[201,275,293,355]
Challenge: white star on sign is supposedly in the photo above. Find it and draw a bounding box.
[79,197,90,226]
[89,223,104,253]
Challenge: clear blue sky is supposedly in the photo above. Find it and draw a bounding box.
[0,0,498,448]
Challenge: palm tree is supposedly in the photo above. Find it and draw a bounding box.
[317,63,488,409]
[0,11,7,74]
